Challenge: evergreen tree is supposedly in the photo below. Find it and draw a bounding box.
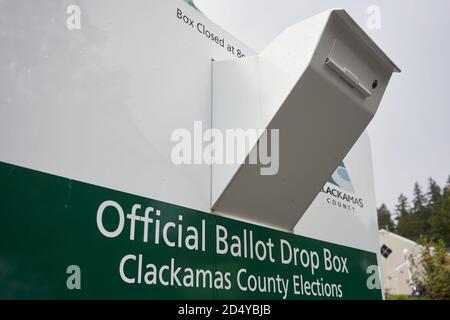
[377,204,395,231]
[395,193,410,219]
[392,178,450,245]
[412,182,426,214]
[427,178,442,210]
[412,182,432,235]
[444,176,450,198]
[395,193,422,240]
[397,213,422,241]
[430,191,450,246]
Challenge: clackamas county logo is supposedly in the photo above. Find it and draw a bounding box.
[321,163,364,213]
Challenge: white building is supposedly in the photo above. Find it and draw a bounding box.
[379,229,421,296]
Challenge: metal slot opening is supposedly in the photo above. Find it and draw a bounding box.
[325,57,372,98]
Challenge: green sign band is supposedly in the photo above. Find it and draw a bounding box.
[0,161,381,300]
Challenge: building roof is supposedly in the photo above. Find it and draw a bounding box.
[379,229,418,247]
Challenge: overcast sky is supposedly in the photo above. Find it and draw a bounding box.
[195,0,450,211]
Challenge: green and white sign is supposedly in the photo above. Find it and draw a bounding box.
[0,0,393,300]
[0,162,381,300]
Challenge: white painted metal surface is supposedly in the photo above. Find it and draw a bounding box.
[0,0,398,263]
[0,0,254,214]
[294,132,379,253]
[212,9,400,231]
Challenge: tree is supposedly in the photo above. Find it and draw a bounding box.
[412,182,426,214]
[409,238,450,300]
[430,194,450,246]
[391,178,450,246]
[427,178,442,210]
[397,213,422,241]
[377,204,395,231]
[412,182,433,236]
[395,193,422,240]
[444,176,450,198]
[395,193,410,219]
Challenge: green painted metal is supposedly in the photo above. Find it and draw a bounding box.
[184,0,198,10]
[0,161,381,299]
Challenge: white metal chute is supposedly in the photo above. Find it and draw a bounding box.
[211,9,400,231]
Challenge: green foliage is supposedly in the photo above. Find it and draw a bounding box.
[427,178,442,210]
[386,294,429,300]
[382,177,450,300]
[444,176,450,197]
[412,182,426,214]
[430,195,450,245]
[409,238,450,300]
[377,204,396,231]
[396,213,422,241]
[394,193,410,218]
[385,177,450,246]
[386,294,410,300]
[408,182,431,236]
[394,192,423,240]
